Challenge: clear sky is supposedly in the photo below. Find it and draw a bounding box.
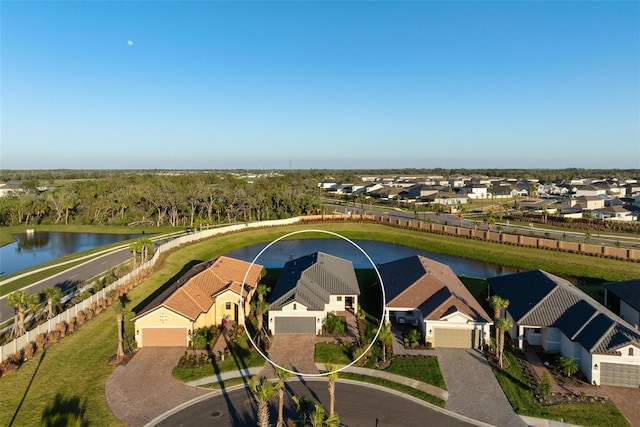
[2,1,639,170]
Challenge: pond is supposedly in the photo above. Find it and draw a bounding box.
[0,231,146,277]
[224,238,521,279]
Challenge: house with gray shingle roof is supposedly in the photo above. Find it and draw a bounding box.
[268,252,360,335]
[488,270,640,387]
[379,255,492,349]
[604,280,640,329]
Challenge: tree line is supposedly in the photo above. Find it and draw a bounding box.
[0,171,325,228]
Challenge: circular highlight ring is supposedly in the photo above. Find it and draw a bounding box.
[240,229,386,377]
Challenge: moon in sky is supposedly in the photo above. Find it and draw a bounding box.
[127,40,134,46]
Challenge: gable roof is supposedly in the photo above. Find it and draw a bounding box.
[378,255,491,323]
[133,256,263,322]
[488,270,640,355]
[269,252,360,311]
[603,279,640,312]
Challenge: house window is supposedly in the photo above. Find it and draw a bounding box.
[293,303,297,310]
[532,328,542,334]
[337,296,342,302]
[225,302,231,310]
[630,348,635,356]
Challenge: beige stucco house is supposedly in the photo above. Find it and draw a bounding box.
[132,256,263,347]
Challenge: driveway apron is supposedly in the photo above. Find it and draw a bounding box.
[436,348,526,427]
[105,347,209,427]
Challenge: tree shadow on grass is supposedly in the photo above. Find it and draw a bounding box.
[39,394,88,427]
[9,351,46,427]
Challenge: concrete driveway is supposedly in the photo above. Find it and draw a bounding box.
[105,347,208,427]
[436,348,526,427]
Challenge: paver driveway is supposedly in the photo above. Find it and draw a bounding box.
[259,334,322,376]
[436,348,527,427]
[105,347,208,427]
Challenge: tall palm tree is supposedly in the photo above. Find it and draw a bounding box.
[325,364,339,417]
[7,290,38,337]
[489,295,509,350]
[256,284,271,303]
[42,286,63,320]
[251,300,270,346]
[274,365,292,427]
[292,395,314,425]
[377,322,392,363]
[114,294,130,360]
[495,317,513,368]
[250,377,277,427]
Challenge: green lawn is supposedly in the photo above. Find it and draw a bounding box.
[494,352,629,427]
[2,221,637,425]
[339,373,446,408]
[172,333,266,382]
[315,343,353,365]
[385,356,446,390]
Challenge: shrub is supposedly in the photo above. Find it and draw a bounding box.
[55,321,68,337]
[323,313,346,335]
[35,333,48,351]
[537,371,552,398]
[23,341,36,359]
[47,330,61,343]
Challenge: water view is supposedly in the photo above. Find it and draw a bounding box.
[0,231,145,277]
[225,238,521,278]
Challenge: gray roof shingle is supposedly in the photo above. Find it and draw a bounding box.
[488,270,640,355]
[603,279,640,312]
[269,252,360,311]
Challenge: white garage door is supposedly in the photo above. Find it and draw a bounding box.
[141,328,187,347]
[274,317,316,334]
[435,328,474,348]
[601,362,640,387]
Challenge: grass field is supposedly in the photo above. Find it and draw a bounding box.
[1,221,638,425]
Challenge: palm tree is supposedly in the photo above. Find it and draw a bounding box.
[130,240,142,269]
[292,395,314,425]
[114,295,130,360]
[559,357,579,377]
[274,365,292,427]
[7,290,38,337]
[489,295,509,350]
[325,364,339,417]
[309,402,326,427]
[250,376,277,427]
[377,322,392,363]
[256,284,271,303]
[41,286,63,320]
[251,300,270,347]
[495,317,513,368]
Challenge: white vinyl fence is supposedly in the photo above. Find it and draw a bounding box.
[1,217,302,361]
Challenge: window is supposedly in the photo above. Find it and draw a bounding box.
[337,296,342,302]
[532,328,542,334]
[630,348,635,356]
[293,303,297,310]
[225,302,231,310]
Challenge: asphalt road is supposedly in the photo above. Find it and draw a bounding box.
[153,379,483,427]
[0,248,133,324]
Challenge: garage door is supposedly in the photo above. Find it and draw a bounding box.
[141,328,187,347]
[435,328,473,348]
[274,317,316,334]
[601,362,640,387]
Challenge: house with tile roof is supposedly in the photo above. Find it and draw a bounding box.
[268,252,360,335]
[378,255,492,349]
[132,256,263,347]
[488,270,640,387]
[604,279,640,329]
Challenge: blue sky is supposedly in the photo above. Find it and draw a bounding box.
[2,1,639,170]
